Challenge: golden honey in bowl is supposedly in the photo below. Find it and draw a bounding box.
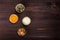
[9,14,18,23]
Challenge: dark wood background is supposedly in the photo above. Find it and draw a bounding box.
[0,0,60,40]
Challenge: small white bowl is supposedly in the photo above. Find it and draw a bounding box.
[22,16,31,26]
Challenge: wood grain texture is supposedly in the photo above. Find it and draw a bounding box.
[0,0,60,40]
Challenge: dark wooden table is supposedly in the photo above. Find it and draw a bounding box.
[0,0,60,40]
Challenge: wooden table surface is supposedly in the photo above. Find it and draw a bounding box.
[0,0,60,40]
